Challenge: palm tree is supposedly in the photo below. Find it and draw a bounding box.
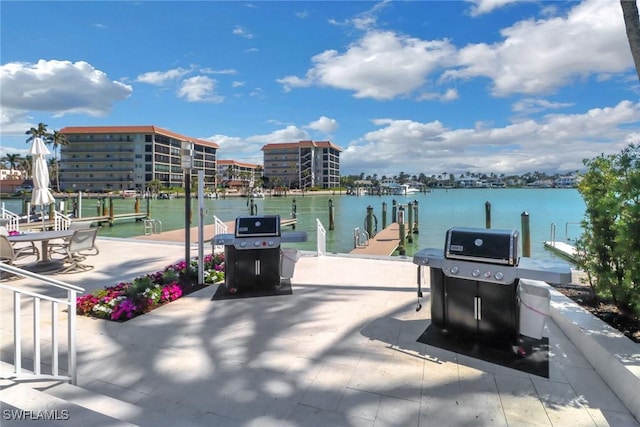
[25,122,49,142]
[621,0,640,81]
[20,156,33,179]
[3,153,23,178]
[226,165,234,187]
[47,130,69,191]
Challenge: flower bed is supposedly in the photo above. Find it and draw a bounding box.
[76,253,224,321]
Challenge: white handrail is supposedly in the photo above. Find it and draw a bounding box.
[213,215,227,253]
[1,203,21,232]
[54,210,73,230]
[316,218,326,256]
[353,227,370,248]
[565,221,581,242]
[0,262,83,385]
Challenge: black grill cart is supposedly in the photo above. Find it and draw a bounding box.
[413,227,572,350]
[213,215,307,292]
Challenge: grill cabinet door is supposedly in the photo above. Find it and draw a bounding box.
[444,277,478,336]
[225,246,281,291]
[442,276,519,345]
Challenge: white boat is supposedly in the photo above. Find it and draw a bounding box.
[393,184,420,196]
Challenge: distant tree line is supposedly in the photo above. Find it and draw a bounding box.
[340,170,580,189]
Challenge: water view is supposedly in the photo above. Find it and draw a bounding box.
[3,188,585,260]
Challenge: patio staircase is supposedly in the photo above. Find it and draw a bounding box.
[0,372,204,427]
[0,376,138,426]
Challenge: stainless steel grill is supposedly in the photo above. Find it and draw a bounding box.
[413,226,572,348]
[213,215,307,291]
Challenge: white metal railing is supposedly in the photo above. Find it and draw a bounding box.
[353,227,370,248]
[565,221,581,242]
[1,203,21,232]
[549,223,557,245]
[54,211,73,231]
[316,218,326,256]
[213,215,228,252]
[0,262,84,385]
[144,218,162,235]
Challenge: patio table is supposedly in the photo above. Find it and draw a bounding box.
[8,230,75,272]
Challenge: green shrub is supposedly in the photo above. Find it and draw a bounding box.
[576,144,640,316]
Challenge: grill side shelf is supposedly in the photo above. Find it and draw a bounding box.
[516,257,572,284]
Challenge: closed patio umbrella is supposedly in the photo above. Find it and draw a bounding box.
[29,137,56,230]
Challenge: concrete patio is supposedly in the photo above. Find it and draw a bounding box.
[0,237,638,426]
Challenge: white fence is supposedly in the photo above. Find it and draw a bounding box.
[0,263,83,384]
[316,218,326,256]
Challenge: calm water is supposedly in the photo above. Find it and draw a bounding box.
[3,189,585,260]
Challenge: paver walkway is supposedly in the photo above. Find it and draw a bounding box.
[1,239,638,426]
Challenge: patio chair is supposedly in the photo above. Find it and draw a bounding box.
[0,234,39,264]
[48,221,95,258]
[56,228,99,274]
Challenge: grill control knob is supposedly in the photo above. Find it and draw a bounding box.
[483,271,492,279]
[268,240,274,246]
[450,266,459,274]
[494,272,504,280]
[240,241,247,248]
[472,269,480,277]
[254,241,261,247]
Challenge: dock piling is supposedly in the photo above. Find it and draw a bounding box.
[329,199,335,230]
[291,199,297,230]
[521,211,531,257]
[109,197,114,226]
[413,200,419,234]
[381,202,387,230]
[392,199,397,223]
[485,201,492,229]
[366,205,374,237]
[407,202,414,243]
[398,206,406,256]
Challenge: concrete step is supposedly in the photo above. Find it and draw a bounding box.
[38,382,144,425]
[0,382,137,427]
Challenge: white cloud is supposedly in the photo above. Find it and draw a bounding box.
[306,116,339,134]
[281,0,634,101]
[177,76,223,103]
[340,100,640,176]
[278,30,456,100]
[211,125,310,164]
[512,98,574,115]
[136,68,189,85]
[0,59,131,117]
[444,0,632,96]
[466,0,526,16]
[233,26,254,39]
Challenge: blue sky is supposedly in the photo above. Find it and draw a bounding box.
[1,0,639,177]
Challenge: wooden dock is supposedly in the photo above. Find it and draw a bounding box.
[543,240,579,263]
[133,217,298,244]
[350,222,409,256]
[18,212,148,231]
[76,212,148,226]
[222,218,297,232]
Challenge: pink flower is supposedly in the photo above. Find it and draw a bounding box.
[111,298,137,321]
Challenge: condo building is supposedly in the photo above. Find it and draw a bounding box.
[59,126,219,192]
[217,159,262,190]
[261,140,342,189]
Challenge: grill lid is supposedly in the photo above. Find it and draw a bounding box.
[444,226,519,266]
[235,215,281,238]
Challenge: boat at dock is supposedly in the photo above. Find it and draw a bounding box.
[393,184,421,196]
